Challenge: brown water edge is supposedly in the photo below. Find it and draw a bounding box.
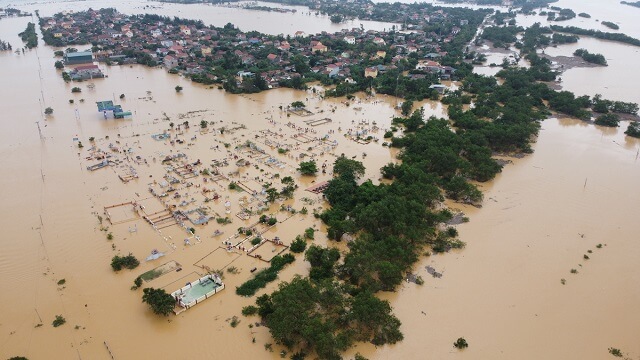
[348,117,640,360]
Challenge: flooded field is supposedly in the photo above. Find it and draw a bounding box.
[0,1,639,360]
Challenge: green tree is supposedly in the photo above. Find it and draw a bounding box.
[290,101,305,109]
[298,160,318,176]
[401,100,413,116]
[594,113,620,127]
[625,122,640,138]
[333,156,366,179]
[175,85,183,92]
[44,107,53,115]
[54,60,64,69]
[142,288,175,316]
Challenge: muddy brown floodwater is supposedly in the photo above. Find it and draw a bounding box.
[0,2,639,360]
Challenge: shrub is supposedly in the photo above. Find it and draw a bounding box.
[290,236,307,253]
[52,315,66,327]
[44,107,53,115]
[111,254,140,271]
[242,305,258,316]
[304,227,315,240]
[175,85,183,92]
[267,217,277,226]
[608,348,623,357]
[453,337,468,349]
[57,279,66,285]
[71,87,81,93]
[251,237,262,246]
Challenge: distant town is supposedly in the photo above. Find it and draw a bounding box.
[39,5,488,98]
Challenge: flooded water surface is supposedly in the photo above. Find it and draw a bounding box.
[0,1,639,359]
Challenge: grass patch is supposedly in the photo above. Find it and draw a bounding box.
[236,254,295,296]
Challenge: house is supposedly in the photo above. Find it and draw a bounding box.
[294,31,306,38]
[180,25,191,36]
[364,67,378,78]
[163,55,178,69]
[312,42,328,53]
[69,64,104,80]
[373,37,385,45]
[344,36,356,45]
[376,50,386,59]
[64,51,94,65]
[200,46,212,55]
[266,53,279,63]
[429,84,447,94]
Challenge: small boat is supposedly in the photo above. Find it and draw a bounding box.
[145,249,165,261]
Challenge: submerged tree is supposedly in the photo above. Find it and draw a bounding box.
[142,287,175,316]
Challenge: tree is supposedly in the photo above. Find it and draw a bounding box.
[200,120,208,128]
[625,122,640,138]
[290,236,307,253]
[454,337,469,349]
[333,156,365,179]
[290,101,305,109]
[142,288,175,316]
[71,87,81,93]
[175,85,183,92]
[111,254,140,271]
[54,60,64,69]
[594,113,620,127]
[44,107,53,115]
[298,160,318,176]
[401,100,413,116]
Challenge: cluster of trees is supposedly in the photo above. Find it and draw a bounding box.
[601,21,620,30]
[574,48,607,66]
[592,94,639,115]
[0,39,12,51]
[625,122,640,138]
[621,1,640,8]
[236,254,295,296]
[552,33,578,44]
[550,25,640,47]
[142,288,175,316]
[18,22,38,49]
[111,254,140,271]
[547,7,576,21]
[594,113,620,127]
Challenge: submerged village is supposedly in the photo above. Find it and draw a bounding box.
[2,0,640,359]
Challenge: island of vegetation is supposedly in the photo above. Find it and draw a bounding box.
[621,1,640,8]
[601,21,620,30]
[578,12,591,18]
[18,22,38,49]
[573,48,607,66]
[550,25,640,47]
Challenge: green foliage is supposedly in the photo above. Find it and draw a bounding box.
[601,21,619,30]
[142,287,175,316]
[625,122,640,138]
[71,87,81,93]
[236,254,295,297]
[52,315,66,327]
[401,100,413,116]
[290,236,307,253]
[175,85,183,92]
[242,305,258,316]
[57,279,66,285]
[608,348,623,357]
[298,160,318,176]
[454,337,469,349]
[594,113,620,127]
[332,156,365,179]
[305,245,340,282]
[133,276,143,289]
[251,237,262,246]
[200,120,208,128]
[255,276,402,359]
[550,25,640,47]
[573,49,607,66]
[19,22,38,48]
[230,316,240,327]
[304,227,315,240]
[290,101,305,109]
[44,107,53,115]
[111,254,140,271]
[54,60,64,69]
